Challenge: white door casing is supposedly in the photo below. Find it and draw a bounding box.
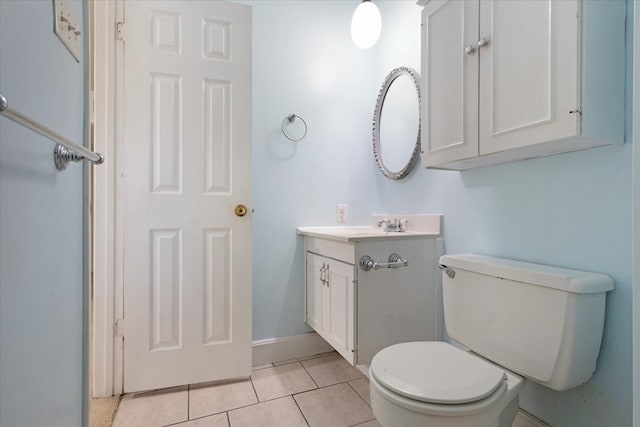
[122,0,252,392]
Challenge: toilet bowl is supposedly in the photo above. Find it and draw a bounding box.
[368,254,614,427]
[369,341,524,427]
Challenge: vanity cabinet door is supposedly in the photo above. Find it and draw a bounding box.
[305,253,324,333]
[305,253,355,365]
[325,260,355,364]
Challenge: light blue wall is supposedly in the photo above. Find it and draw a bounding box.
[248,0,378,341]
[369,2,633,426]
[0,1,86,426]
[247,0,633,425]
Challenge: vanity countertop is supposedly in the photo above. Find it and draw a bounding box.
[296,226,439,243]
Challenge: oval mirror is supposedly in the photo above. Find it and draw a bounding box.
[373,67,421,180]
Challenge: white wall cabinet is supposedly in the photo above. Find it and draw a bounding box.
[420,0,625,170]
[301,232,444,366]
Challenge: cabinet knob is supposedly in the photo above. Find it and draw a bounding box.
[478,38,489,47]
[464,45,476,55]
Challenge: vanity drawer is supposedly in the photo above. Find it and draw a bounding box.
[306,237,355,265]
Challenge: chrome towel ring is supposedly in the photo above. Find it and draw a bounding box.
[281,114,307,142]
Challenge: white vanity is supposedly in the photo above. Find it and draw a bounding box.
[297,215,444,367]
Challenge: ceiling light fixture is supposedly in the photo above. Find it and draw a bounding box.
[351,0,381,49]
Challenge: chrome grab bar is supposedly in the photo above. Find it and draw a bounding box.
[360,253,408,271]
[0,93,104,170]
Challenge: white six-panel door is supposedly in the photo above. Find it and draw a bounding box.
[122,0,252,393]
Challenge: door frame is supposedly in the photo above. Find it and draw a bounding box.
[633,1,639,423]
[92,0,125,397]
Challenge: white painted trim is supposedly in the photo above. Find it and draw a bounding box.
[91,0,115,398]
[112,0,125,397]
[252,333,333,367]
[515,409,550,427]
[633,2,640,425]
[92,0,124,397]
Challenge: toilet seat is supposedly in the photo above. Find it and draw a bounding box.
[369,369,510,417]
[370,341,507,405]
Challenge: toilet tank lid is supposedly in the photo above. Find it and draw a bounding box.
[439,254,614,294]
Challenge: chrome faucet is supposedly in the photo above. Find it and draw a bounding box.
[377,218,408,232]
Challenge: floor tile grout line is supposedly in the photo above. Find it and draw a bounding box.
[154,388,190,427]
[292,381,376,427]
[245,359,318,403]
[161,410,231,427]
[299,360,321,389]
[244,383,318,406]
[195,374,362,414]
[121,382,369,427]
[248,374,260,402]
[251,363,274,371]
[291,393,312,427]
[185,379,260,424]
[346,380,371,408]
[185,395,311,427]
[291,377,366,399]
[200,371,323,411]
[300,372,366,390]
[188,400,258,422]
[115,352,362,427]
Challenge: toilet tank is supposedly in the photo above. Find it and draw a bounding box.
[439,254,613,391]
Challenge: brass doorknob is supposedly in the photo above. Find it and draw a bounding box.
[235,204,248,217]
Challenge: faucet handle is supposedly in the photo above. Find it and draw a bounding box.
[398,219,409,231]
[377,219,389,228]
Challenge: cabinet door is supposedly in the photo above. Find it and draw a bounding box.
[479,0,579,155]
[305,253,324,332]
[421,0,479,167]
[325,260,355,364]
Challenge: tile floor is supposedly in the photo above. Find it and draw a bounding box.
[111,351,544,427]
[112,351,381,427]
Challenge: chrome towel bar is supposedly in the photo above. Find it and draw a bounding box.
[360,253,408,271]
[0,93,104,170]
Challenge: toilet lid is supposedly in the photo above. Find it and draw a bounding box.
[370,341,507,404]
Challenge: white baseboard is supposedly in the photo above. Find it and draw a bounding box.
[252,332,333,366]
[514,409,550,427]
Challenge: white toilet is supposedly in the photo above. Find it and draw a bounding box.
[369,254,614,427]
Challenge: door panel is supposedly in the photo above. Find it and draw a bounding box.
[327,260,355,364]
[306,253,323,332]
[422,0,479,167]
[479,0,579,154]
[123,0,251,392]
